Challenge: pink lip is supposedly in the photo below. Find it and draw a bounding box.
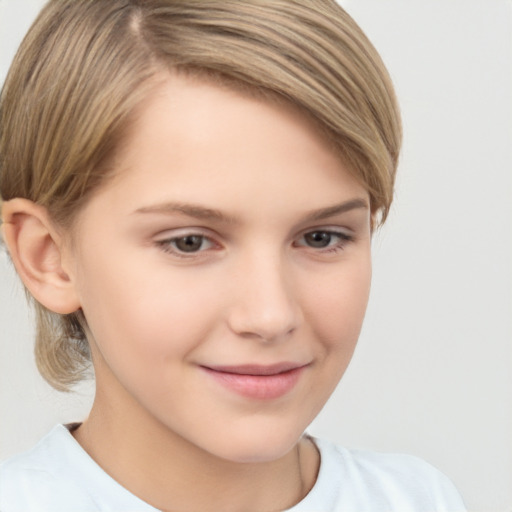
[200,363,308,400]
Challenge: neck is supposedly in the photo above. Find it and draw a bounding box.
[73,382,319,512]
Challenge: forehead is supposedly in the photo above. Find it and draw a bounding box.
[75,73,368,227]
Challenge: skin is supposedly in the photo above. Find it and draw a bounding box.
[3,74,373,511]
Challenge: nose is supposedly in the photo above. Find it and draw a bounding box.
[227,251,303,343]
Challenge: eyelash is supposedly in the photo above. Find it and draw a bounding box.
[155,229,354,258]
[155,233,216,258]
[294,230,354,253]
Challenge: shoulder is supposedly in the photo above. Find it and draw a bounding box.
[0,425,97,512]
[0,425,159,512]
[292,437,466,512]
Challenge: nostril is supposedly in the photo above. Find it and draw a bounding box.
[237,325,296,343]
[227,300,302,343]
[226,259,303,342]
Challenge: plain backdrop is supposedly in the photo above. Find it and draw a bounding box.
[1,1,511,511]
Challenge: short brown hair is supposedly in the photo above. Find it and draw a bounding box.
[0,0,401,391]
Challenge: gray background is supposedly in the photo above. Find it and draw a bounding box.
[1,1,511,511]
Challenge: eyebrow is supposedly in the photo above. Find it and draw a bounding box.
[304,198,369,222]
[134,202,238,223]
[134,198,368,224]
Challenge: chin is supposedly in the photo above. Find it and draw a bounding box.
[204,422,306,464]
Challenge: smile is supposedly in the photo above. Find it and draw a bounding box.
[200,363,309,400]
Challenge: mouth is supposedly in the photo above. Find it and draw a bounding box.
[200,362,309,400]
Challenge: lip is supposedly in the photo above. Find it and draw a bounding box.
[200,362,309,400]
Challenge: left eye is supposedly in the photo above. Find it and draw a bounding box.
[297,230,352,249]
[158,234,214,254]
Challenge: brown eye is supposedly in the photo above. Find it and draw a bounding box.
[304,231,333,248]
[156,232,216,257]
[173,235,205,252]
[295,230,353,253]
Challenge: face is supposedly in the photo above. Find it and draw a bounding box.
[66,74,372,463]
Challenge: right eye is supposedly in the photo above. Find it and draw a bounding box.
[156,234,215,256]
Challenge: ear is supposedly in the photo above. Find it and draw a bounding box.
[1,198,81,314]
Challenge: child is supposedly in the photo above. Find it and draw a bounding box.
[0,1,466,510]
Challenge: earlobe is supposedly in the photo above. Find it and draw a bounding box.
[1,198,81,314]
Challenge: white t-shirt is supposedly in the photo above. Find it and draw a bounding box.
[0,425,466,512]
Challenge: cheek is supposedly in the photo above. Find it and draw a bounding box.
[76,250,221,366]
[305,257,372,351]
